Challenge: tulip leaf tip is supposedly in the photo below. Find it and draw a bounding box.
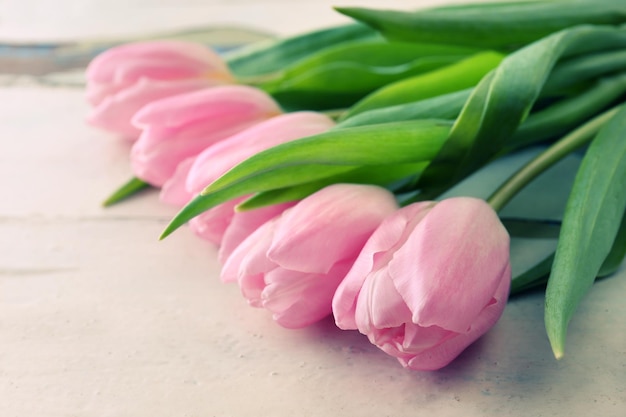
[102,177,150,207]
[159,219,182,241]
[547,329,566,360]
[551,341,565,360]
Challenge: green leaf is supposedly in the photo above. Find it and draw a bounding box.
[268,39,477,77]
[415,25,626,199]
[510,72,626,150]
[336,1,626,50]
[510,211,625,297]
[259,41,477,110]
[502,217,561,239]
[335,89,470,129]
[598,210,626,277]
[102,177,151,207]
[343,51,503,117]
[511,252,555,296]
[160,120,452,238]
[224,23,378,77]
[203,120,451,194]
[545,104,626,359]
[237,162,427,211]
[543,49,626,95]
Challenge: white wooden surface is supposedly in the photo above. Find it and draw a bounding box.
[1,1,625,416]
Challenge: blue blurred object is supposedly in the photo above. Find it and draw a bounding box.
[0,26,273,79]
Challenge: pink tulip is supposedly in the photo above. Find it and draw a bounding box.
[159,111,336,248]
[221,184,399,329]
[161,111,335,206]
[86,40,234,139]
[332,197,511,371]
[131,85,282,187]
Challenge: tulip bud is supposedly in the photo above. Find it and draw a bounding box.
[131,85,282,187]
[222,184,399,328]
[86,41,234,139]
[159,111,335,247]
[332,197,511,371]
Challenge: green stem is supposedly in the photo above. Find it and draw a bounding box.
[486,105,621,212]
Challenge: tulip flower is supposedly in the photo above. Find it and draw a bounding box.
[332,197,511,371]
[86,40,234,139]
[131,85,282,187]
[159,111,336,247]
[221,184,399,329]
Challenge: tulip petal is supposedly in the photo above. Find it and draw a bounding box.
[355,268,413,331]
[268,184,398,274]
[218,201,296,264]
[389,197,510,333]
[86,41,231,84]
[132,85,281,129]
[186,112,335,193]
[159,157,196,206]
[332,201,432,330]
[403,265,510,370]
[131,116,262,186]
[87,78,213,139]
[188,198,243,244]
[221,218,277,284]
[263,260,353,328]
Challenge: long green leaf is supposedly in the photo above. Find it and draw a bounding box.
[511,253,555,296]
[545,104,626,359]
[414,25,626,198]
[343,51,502,117]
[336,89,470,128]
[597,210,626,277]
[160,120,452,237]
[203,120,451,194]
[265,55,465,110]
[542,49,626,94]
[336,1,626,50]
[237,162,427,211]
[257,40,477,110]
[510,72,626,149]
[224,23,378,77]
[102,177,150,207]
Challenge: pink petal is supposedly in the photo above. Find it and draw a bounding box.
[221,218,278,283]
[377,324,455,370]
[132,85,281,129]
[131,116,262,186]
[159,157,196,207]
[354,267,413,332]
[389,197,510,333]
[87,78,214,139]
[86,41,231,84]
[186,112,335,193]
[403,264,511,371]
[218,201,296,264]
[331,202,432,330]
[268,184,398,274]
[188,198,243,244]
[263,259,353,329]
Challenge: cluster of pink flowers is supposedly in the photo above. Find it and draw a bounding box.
[87,41,512,371]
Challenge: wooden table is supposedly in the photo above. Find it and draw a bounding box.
[1,1,625,416]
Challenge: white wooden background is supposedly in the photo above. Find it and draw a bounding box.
[1,1,625,416]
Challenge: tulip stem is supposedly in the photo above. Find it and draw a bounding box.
[486,105,621,213]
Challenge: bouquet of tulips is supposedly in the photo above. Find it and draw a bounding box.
[86,0,626,371]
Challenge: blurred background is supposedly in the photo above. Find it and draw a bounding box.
[0,0,444,80]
